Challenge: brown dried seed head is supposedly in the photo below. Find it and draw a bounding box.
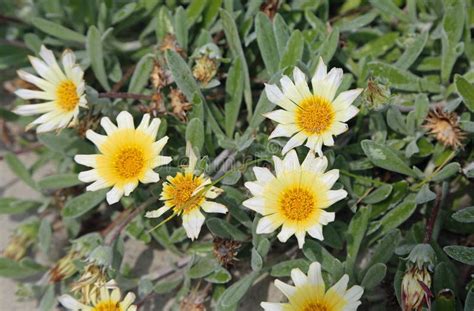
[213,237,241,268]
[160,34,184,55]
[169,88,192,122]
[423,107,465,149]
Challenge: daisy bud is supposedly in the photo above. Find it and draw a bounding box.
[401,244,435,311]
[3,220,39,261]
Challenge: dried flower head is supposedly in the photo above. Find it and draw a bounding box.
[160,33,184,55]
[362,78,390,110]
[150,60,171,90]
[213,237,240,267]
[424,107,465,149]
[49,250,82,283]
[179,284,210,311]
[260,0,279,19]
[71,264,108,304]
[169,88,192,122]
[192,55,218,86]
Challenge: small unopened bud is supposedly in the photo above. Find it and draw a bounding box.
[49,250,81,283]
[401,244,435,310]
[362,78,391,110]
[3,221,38,261]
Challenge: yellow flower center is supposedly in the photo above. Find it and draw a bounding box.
[164,173,205,213]
[56,80,79,112]
[113,147,145,179]
[303,302,329,311]
[93,300,122,311]
[279,187,316,221]
[296,95,335,134]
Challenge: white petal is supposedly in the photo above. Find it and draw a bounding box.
[322,134,334,146]
[277,225,296,243]
[291,268,308,287]
[15,89,54,100]
[293,67,312,98]
[120,292,136,310]
[39,45,66,81]
[330,121,348,136]
[264,83,297,111]
[305,136,324,156]
[282,132,306,154]
[242,197,265,214]
[274,280,296,298]
[137,114,150,131]
[302,153,328,173]
[260,302,285,311]
[28,55,60,84]
[100,117,118,135]
[244,181,264,196]
[86,130,107,148]
[107,186,124,205]
[152,155,172,167]
[344,285,364,302]
[307,224,324,240]
[145,206,171,218]
[13,102,55,116]
[319,211,335,225]
[182,209,205,240]
[314,68,343,101]
[333,88,363,111]
[201,201,227,214]
[329,274,349,296]
[256,215,282,234]
[86,179,109,191]
[337,105,359,122]
[74,154,97,167]
[272,155,284,177]
[308,262,324,286]
[152,136,169,154]
[146,118,161,138]
[62,49,76,77]
[283,149,300,171]
[111,288,121,302]
[140,170,160,183]
[326,189,348,206]
[268,124,299,139]
[116,111,134,129]
[253,167,275,184]
[123,182,138,196]
[264,109,294,124]
[311,57,327,88]
[78,169,99,183]
[205,186,223,199]
[280,75,303,103]
[58,294,87,310]
[321,169,339,188]
[17,70,54,92]
[295,230,306,248]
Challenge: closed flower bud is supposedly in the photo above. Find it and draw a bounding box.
[362,78,391,110]
[3,221,39,261]
[401,244,435,310]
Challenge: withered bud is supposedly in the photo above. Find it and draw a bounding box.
[49,250,82,283]
[71,264,107,304]
[150,60,171,90]
[160,34,184,55]
[192,55,218,86]
[3,221,38,261]
[213,237,241,268]
[423,107,465,149]
[362,78,391,110]
[169,88,192,122]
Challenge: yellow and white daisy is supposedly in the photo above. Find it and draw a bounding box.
[264,58,362,155]
[14,45,87,132]
[243,150,346,248]
[74,111,171,205]
[59,285,136,311]
[145,143,227,240]
[261,261,364,311]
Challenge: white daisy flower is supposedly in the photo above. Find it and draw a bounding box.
[243,150,347,248]
[145,143,227,240]
[261,261,364,311]
[14,45,87,133]
[74,111,171,205]
[59,285,136,311]
[264,58,362,155]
